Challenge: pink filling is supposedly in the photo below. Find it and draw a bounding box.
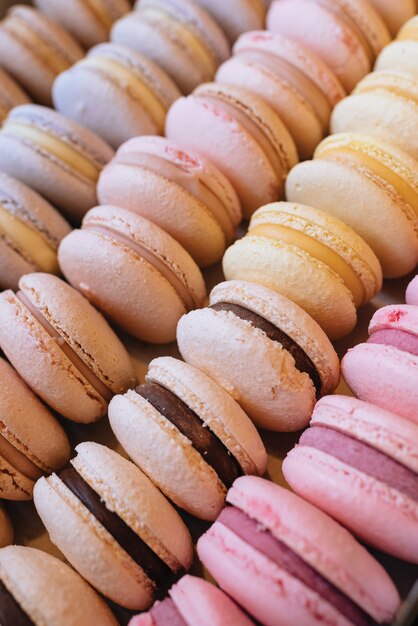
[368,328,418,357]
[150,598,187,626]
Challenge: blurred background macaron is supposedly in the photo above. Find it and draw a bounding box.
[0,5,83,105]
[109,356,267,520]
[216,30,345,159]
[34,442,193,610]
[331,71,418,160]
[197,476,400,626]
[53,43,181,149]
[129,575,256,626]
[112,0,230,93]
[59,205,207,343]
[190,0,266,44]
[177,281,340,431]
[375,15,418,75]
[0,104,114,223]
[0,356,70,500]
[34,0,131,49]
[0,273,136,423]
[283,395,418,562]
[286,133,418,278]
[0,172,71,291]
[0,65,30,123]
[0,545,119,625]
[166,82,298,219]
[223,202,383,339]
[367,0,416,37]
[98,136,242,266]
[0,505,13,548]
[406,274,418,305]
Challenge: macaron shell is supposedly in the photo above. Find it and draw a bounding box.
[375,40,418,76]
[0,507,12,548]
[369,303,418,338]
[193,0,265,43]
[34,0,131,48]
[0,66,31,121]
[0,242,38,292]
[333,0,391,60]
[285,159,418,278]
[223,235,357,339]
[406,275,418,305]
[0,546,119,625]
[342,342,418,424]
[368,0,416,36]
[177,307,317,431]
[53,44,181,149]
[282,445,418,562]
[108,390,227,520]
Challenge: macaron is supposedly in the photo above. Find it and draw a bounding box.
[223,201,383,339]
[216,31,345,160]
[53,43,181,149]
[0,545,119,626]
[0,104,114,223]
[112,0,230,94]
[375,16,418,75]
[0,356,70,500]
[166,82,298,219]
[109,356,267,520]
[286,133,418,278]
[191,0,266,44]
[34,0,131,49]
[0,172,71,291]
[197,476,400,626]
[406,275,418,305]
[267,0,377,92]
[34,442,193,610]
[0,507,12,548]
[177,280,340,431]
[0,5,83,105]
[0,66,30,124]
[342,304,418,424]
[283,395,418,562]
[58,205,207,343]
[129,575,256,626]
[97,135,242,267]
[331,71,418,160]
[368,0,416,36]
[0,273,136,423]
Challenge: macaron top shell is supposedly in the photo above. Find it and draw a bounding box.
[406,275,418,305]
[0,545,119,626]
[146,356,268,476]
[210,280,340,396]
[192,0,266,43]
[397,15,418,41]
[222,476,400,624]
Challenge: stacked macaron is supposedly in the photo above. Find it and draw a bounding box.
[376,14,418,74]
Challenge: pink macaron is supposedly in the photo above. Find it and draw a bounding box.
[109,356,267,521]
[197,476,400,626]
[53,43,181,149]
[34,442,193,610]
[129,575,256,626]
[216,31,345,159]
[406,275,418,306]
[191,0,266,44]
[166,82,298,219]
[0,104,114,223]
[177,280,340,431]
[97,135,242,266]
[283,394,418,562]
[342,304,418,424]
[0,272,136,423]
[58,205,207,343]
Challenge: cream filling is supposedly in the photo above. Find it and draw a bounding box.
[0,204,59,273]
[117,151,234,239]
[2,119,99,182]
[250,222,364,306]
[81,55,167,131]
[16,290,113,403]
[355,75,418,106]
[86,0,115,30]
[199,95,283,174]
[84,223,195,311]
[0,431,43,481]
[239,49,330,128]
[140,6,216,77]
[2,16,71,74]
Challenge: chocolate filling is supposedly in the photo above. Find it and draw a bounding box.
[136,382,242,488]
[59,467,178,589]
[210,302,321,397]
[150,597,188,626]
[219,507,377,626]
[300,425,418,502]
[0,579,35,626]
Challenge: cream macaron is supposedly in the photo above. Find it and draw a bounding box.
[286,133,418,278]
[223,201,383,339]
[375,15,418,75]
